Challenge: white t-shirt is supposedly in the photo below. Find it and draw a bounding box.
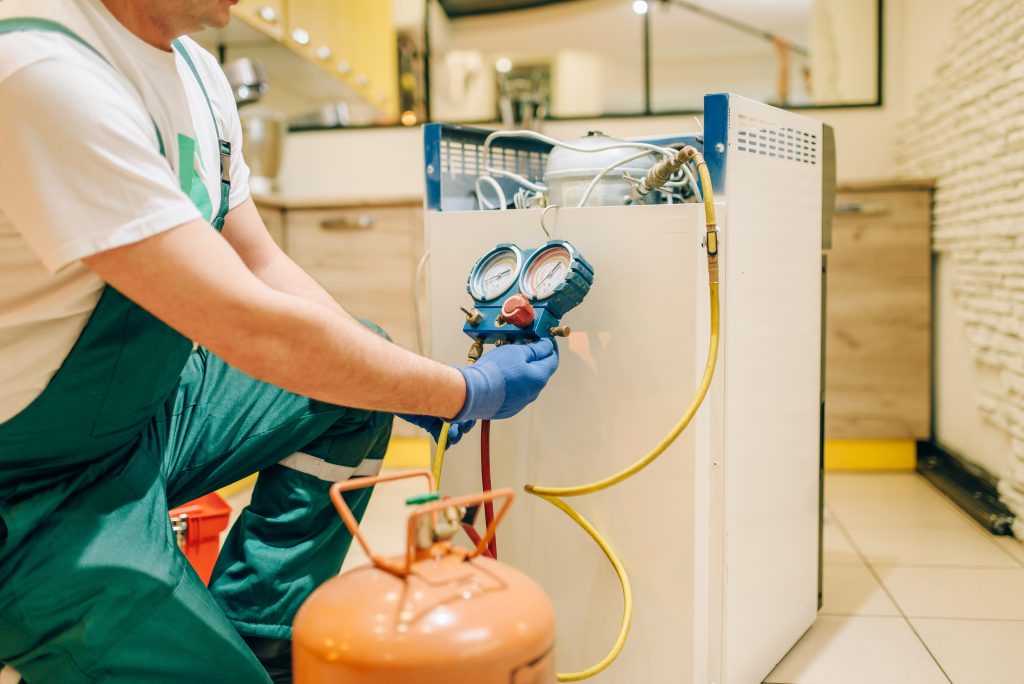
[0,0,251,423]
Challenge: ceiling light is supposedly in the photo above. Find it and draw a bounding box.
[632,1,649,14]
[495,57,513,73]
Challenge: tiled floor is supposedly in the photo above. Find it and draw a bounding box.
[765,472,1024,684]
[4,471,1023,683]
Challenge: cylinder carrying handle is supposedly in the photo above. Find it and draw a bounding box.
[330,469,436,576]
[402,488,515,575]
[330,469,515,577]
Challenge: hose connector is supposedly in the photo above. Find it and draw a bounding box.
[631,145,699,199]
[706,225,720,285]
[467,338,484,364]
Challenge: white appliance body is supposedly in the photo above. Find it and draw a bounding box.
[424,94,829,684]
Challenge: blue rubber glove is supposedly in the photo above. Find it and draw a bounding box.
[398,414,476,447]
[452,338,560,421]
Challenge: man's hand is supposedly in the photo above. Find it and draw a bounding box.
[451,339,560,421]
[398,415,477,447]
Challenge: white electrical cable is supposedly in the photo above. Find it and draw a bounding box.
[412,250,431,355]
[482,130,675,162]
[476,130,699,211]
[487,168,548,193]
[475,175,508,211]
[575,149,658,208]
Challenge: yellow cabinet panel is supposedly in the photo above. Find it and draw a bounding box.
[285,0,335,64]
[232,0,285,41]
[331,1,400,118]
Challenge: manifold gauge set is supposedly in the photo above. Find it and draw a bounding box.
[462,240,594,345]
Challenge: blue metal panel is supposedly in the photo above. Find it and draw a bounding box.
[423,123,444,212]
[703,93,730,195]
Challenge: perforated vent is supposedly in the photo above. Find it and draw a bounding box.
[440,139,548,181]
[735,113,818,165]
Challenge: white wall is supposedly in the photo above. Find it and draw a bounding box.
[895,0,1024,520]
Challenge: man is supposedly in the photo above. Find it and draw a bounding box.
[0,0,559,682]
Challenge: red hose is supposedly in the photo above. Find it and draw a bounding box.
[481,419,497,559]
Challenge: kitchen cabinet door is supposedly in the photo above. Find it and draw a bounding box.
[285,0,335,65]
[232,0,285,41]
[286,206,421,353]
[331,1,400,118]
[826,187,933,439]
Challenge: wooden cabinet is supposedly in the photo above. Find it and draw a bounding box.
[232,0,285,41]
[332,1,400,117]
[283,0,334,63]
[255,198,423,354]
[825,181,934,440]
[287,206,420,351]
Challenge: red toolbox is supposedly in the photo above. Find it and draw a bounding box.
[169,493,232,585]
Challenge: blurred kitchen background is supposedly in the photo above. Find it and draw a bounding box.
[192,0,885,199]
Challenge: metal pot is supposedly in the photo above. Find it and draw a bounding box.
[241,111,287,195]
[223,57,268,107]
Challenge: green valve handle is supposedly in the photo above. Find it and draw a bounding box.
[405,492,442,506]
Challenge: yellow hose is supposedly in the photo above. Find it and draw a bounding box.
[432,422,451,484]
[526,155,720,681]
[436,152,719,682]
[531,493,633,681]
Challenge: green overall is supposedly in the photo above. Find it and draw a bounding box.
[0,20,392,683]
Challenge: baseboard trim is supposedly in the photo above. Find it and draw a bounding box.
[917,441,1015,535]
[824,439,917,471]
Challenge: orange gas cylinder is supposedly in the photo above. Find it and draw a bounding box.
[293,470,556,684]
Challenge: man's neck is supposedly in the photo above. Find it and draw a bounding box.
[100,0,178,52]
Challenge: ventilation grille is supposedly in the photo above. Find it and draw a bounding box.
[440,140,548,181]
[735,113,818,165]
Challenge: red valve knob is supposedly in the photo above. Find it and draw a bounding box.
[501,294,536,329]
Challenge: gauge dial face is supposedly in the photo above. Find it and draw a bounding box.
[470,247,521,301]
[522,244,572,300]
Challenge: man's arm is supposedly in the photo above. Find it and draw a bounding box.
[220,198,352,316]
[83,219,467,418]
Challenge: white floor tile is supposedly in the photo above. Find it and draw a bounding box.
[821,564,900,616]
[825,473,946,501]
[763,615,949,684]
[823,517,861,565]
[844,525,1018,568]
[826,485,972,528]
[911,618,1024,684]
[876,566,1024,620]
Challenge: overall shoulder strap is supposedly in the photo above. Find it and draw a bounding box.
[171,38,232,228]
[171,39,221,139]
[0,17,166,156]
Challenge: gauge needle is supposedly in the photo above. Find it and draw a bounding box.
[485,268,512,284]
[537,263,565,292]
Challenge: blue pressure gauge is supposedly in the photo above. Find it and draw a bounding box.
[467,244,523,302]
[463,240,594,344]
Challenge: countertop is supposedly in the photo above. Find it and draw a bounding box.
[837,179,936,193]
[252,193,423,211]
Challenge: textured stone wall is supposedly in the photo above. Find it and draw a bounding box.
[897,0,1024,531]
